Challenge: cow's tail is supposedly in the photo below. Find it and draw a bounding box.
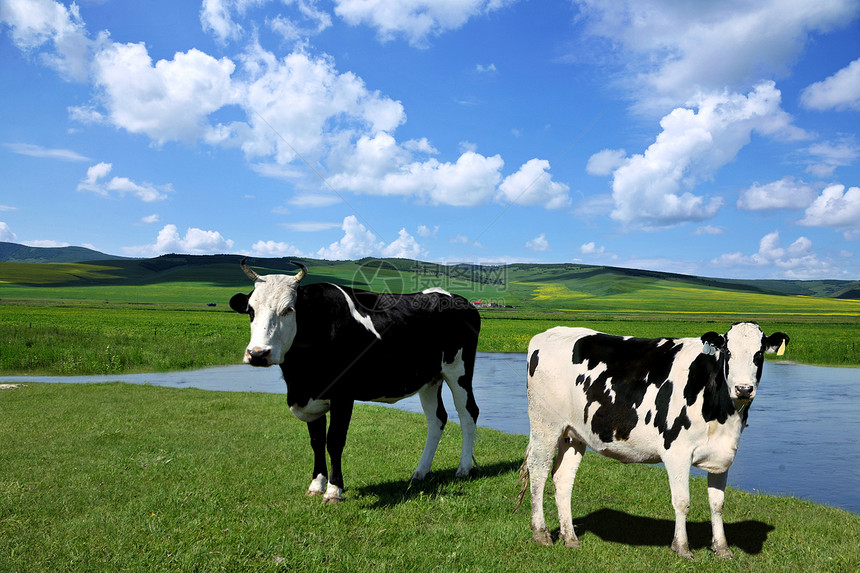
[514,443,531,512]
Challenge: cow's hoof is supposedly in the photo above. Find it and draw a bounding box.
[322,483,343,504]
[671,540,695,560]
[306,489,322,496]
[455,466,471,478]
[411,469,427,481]
[712,543,734,559]
[562,536,580,549]
[532,527,553,546]
[322,495,342,504]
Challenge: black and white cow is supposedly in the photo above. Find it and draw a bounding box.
[519,322,788,559]
[229,259,481,503]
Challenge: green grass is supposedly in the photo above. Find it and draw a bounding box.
[1,383,857,572]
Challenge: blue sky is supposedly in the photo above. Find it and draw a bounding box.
[1,0,859,279]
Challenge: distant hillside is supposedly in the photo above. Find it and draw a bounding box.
[0,242,132,263]
[0,242,858,301]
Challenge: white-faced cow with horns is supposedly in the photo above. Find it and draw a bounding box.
[518,322,788,559]
[230,259,481,503]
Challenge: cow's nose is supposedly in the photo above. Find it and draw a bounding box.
[247,347,271,366]
[735,384,754,399]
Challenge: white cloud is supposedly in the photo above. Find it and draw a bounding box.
[606,82,801,228]
[250,239,304,257]
[417,224,438,238]
[24,239,69,247]
[0,205,17,212]
[3,143,90,162]
[382,228,427,259]
[327,135,504,206]
[526,233,550,252]
[799,184,860,234]
[91,43,239,144]
[0,0,92,81]
[289,193,341,207]
[141,214,160,224]
[580,241,604,255]
[123,224,235,256]
[711,230,841,278]
[574,0,860,108]
[0,222,17,242]
[693,225,724,236]
[77,162,170,202]
[333,0,515,47]
[586,148,626,176]
[476,63,496,73]
[800,57,860,111]
[737,177,818,211]
[496,158,571,209]
[804,138,860,178]
[317,215,425,260]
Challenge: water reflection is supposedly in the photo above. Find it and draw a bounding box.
[2,355,857,513]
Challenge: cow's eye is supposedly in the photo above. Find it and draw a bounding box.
[281,306,295,316]
[754,351,763,366]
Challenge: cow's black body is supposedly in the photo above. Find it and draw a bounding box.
[231,264,480,503]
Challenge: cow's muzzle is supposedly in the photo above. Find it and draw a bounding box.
[246,347,272,367]
[734,384,755,400]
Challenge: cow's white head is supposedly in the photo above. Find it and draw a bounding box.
[229,259,307,367]
[701,322,789,402]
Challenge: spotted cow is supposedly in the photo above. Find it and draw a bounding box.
[230,260,480,503]
[519,322,789,559]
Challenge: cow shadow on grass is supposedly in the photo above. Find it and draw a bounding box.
[567,508,774,555]
[352,460,522,509]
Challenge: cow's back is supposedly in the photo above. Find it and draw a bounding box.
[527,326,709,464]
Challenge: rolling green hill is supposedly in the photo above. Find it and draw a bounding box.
[0,241,133,263]
[0,243,858,312]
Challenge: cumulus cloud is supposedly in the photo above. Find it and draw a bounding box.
[0,222,17,242]
[573,0,860,108]
[91,43,239,144]
[586,148,626,176]
[77,162,170,202]
[604,82,802,228]
[417,224,438,238]
[317,215,425,260]
[800,57,860,111]
[526,233,550,252]
[711,230,840,278]
[799,184,860,235]
[693,225,724,236]
[141,214,160,224]
[580,241,604,255]
[804,138,860,178]
[123,224,235,256]
[4,142,90,162]
[249,239,304,257]
[496,158,571,209]
[0,0,91,81]
[737,176,818,211]
[333,0,515,47]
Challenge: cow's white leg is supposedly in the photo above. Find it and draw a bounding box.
[552,435,585,548]
[412,382,446,481]
[442,350,478,478]
[708,471,734,558]
[526,433,556,546]
[664,456,694,559]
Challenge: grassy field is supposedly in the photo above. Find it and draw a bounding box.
[1,382,857,572]
[1,256,859,374]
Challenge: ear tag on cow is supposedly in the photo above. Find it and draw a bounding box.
[703,342,716,356]
[777,339,786,356]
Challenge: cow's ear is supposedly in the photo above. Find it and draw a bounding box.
[230,293,250,314]
[701,332,724,355]
[764,332,789,356]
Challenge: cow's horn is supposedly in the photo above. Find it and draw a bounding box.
[241,257,261,281]
[291,261,307,282]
